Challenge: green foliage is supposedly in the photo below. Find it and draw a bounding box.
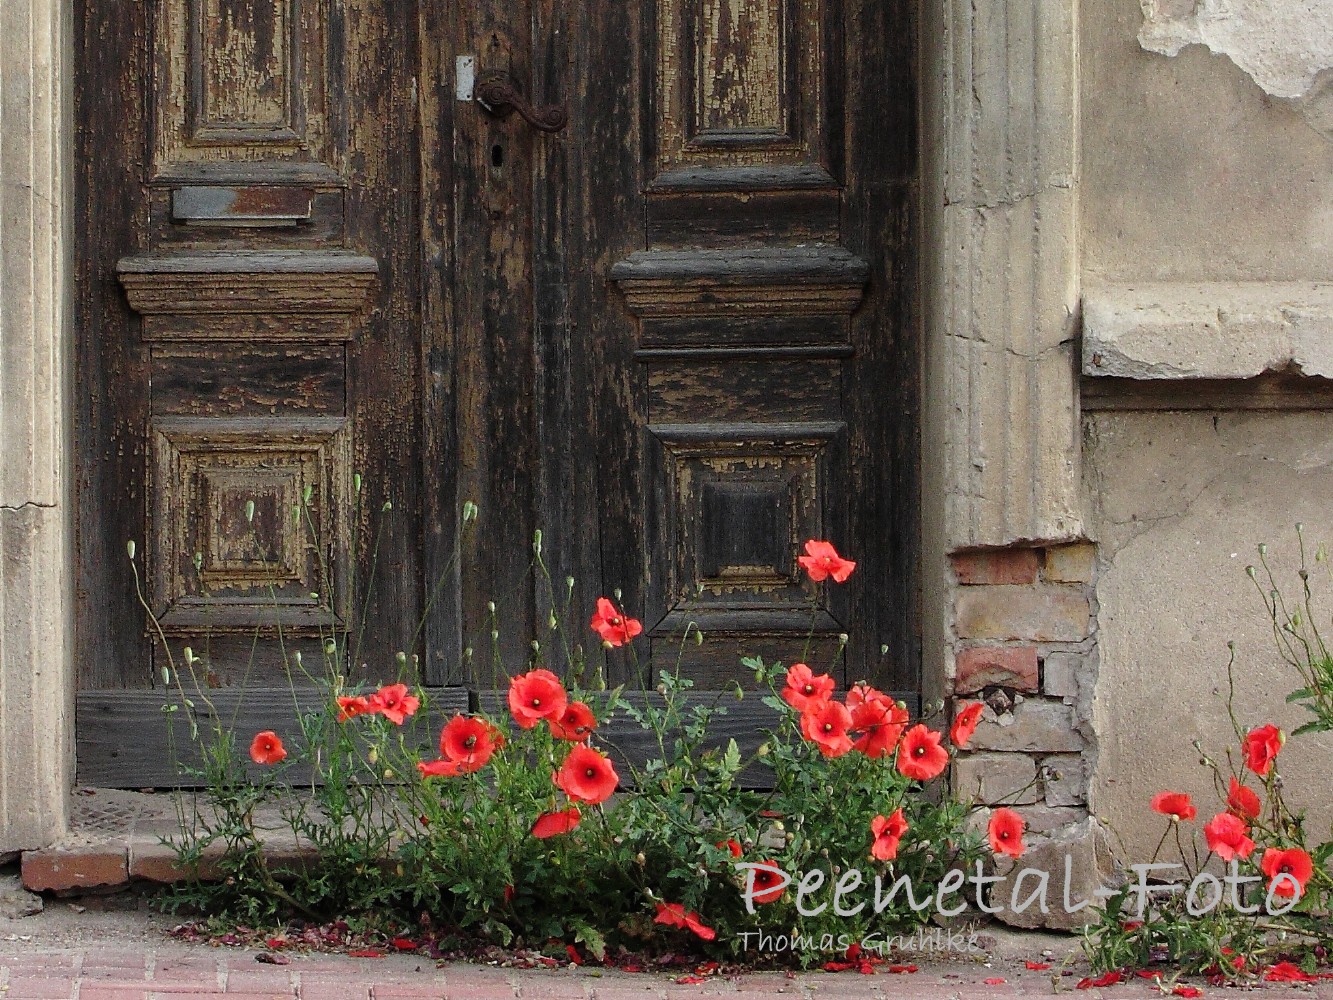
[133,497,988,965]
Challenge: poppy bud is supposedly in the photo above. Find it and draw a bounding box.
[383,769,394,779]
[492,630,500,641]
[635,852,646,865]
[367,748,378,764]
[126,540,136,560]
[820,848,829,858]
[396,651,407,665]
[838,633,849,645]
[382,500,392,512]
[1245,565,1257,578]
[462,499,478,522]
[487,601,496,614]
[656,683,666,694]
[531,640,540,652]
[244,499,256,523]
[785,833,795,844]
[1258,543,1268,557]
[757,743,770,756]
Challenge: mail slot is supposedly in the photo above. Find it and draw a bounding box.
[171,187,314,227]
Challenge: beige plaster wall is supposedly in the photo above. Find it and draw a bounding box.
[1081,0,1333,282]
[1086,412,1333,861]
[1080,2,1333,862]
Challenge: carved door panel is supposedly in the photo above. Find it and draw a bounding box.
[429,0,919,724]
[74,0,917,785]
[74,2,444,785]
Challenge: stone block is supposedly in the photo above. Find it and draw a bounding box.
[955,646,1039,693]
[951,549,1040,585]
[1014,804,1089,834]
[1043,543,1096,583]
[990,818,1121,930]
[955,586,1091,642]
[1041,651,1082,699]
[968,699,1086,753]
[21,844,128,892]
[1041,754,1087,807]
[952,753,1041,805]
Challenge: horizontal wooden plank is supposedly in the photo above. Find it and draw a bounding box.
[648,165,839,192]
[639,315,850,351]
[80,687,924,790]
[76,687,470,788]
[151,345,345,417]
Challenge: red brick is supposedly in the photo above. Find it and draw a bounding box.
[3,977,79,998]
[79,989,151,1000]
[951,549,1039,585]
[954,646,1039,693]
[954,587,1090,642]
[20,844,128,892]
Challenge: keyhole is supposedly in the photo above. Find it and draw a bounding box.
[491,143,504,167]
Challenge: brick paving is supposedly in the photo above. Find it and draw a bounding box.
[1,943,1331,1000]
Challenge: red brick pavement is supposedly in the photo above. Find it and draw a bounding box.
[1,947,1332,1000]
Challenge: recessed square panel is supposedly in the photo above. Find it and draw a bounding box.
[652,422,844,616]
[700,478,789,581]
[150,416,351,633]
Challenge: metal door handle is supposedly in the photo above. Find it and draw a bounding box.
[475,73,568,133]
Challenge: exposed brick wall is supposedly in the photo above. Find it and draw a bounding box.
[947,542,1098,834]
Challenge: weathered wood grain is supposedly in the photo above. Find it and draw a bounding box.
[76,0,920,784]
[76,687,471,787]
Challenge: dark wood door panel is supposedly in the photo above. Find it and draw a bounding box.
[74,0,918,785]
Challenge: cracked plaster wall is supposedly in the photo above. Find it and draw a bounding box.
[1082,0,1333,282]
[1085,412,1333,861]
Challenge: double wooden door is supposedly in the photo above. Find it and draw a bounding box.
[74,0,919,785]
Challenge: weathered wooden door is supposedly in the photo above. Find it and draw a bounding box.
[75,0,918,785]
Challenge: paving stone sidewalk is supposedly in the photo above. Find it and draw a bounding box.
[2,936,1332,1000]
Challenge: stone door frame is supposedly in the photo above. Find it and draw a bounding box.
[0,0,1082,850]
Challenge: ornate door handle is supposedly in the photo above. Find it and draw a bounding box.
[475,73,568,133]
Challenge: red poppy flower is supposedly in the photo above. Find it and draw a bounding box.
[1151,791,1197,822]
[336,695,373,722]
[370,683,420,726]
[249,730,287,765]
[800,699,854,758]
[554,745,620,804]
[781,662,835,711]
[417,758,464,778]
[1242,723,1282,777]
[749,861,785,904]
[797,539,856,583]
[871,809,909,861]
[988,807,1026,859]
[653,901,716,941]
[1172,986,1202,998]
[896,724,949,781]
[439,714,503,771]
[1260,846,1313,899]
[846,682,887,709]
[851,698,909,758]
[950,701,985,749]
[589,597,643,647]
[1265,961,1319,983]
[532,807,582,838]
[717,839,743,858]
[1203,812,1255,862]
[507,668,568,729]
[549,700,597,741]
[1227,776,1261,820]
